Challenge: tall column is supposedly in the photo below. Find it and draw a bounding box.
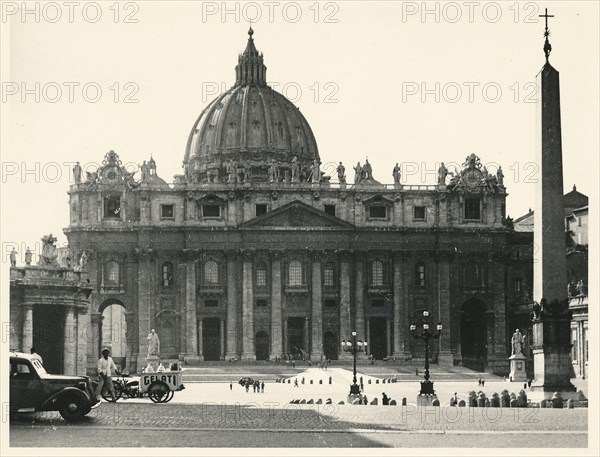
[226,252,239,359]
[365,319,370,356]
[386,319,392,357]
[220,319,225,360]
[136,250,153,373]
[185,258,202,362]
[198,319,203,358]
[304,317,310,356]
[489,256,508,372]
[241,256,256,360]
[531,53,576,396]
[270,255,283,360]
[283,319,288,355]
[21,304,33,354]
[354,254,365,339]
[437,255,454,366]
[392,252,409,357]
[339,254,352,360]
[77,310,90,375]
[63,307,78,375]
[310,259,323,360]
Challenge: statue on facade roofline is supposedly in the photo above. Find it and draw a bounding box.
[39,234,59,267]
[353,162,363,184]
[392,163,401,184]
[73,162,82,184]
[337,162,346,183]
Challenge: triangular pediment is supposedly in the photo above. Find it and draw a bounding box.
[240,200,355,229]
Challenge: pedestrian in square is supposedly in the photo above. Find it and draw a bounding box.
[261,381,265,393]
[95,348,119,402]
[230,381,233,390]
[382,392,389,405]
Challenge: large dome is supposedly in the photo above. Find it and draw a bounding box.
[183,28,319,183]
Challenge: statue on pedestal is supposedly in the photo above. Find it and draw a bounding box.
[337,162,346,183]
[353,162,363,184]
[392,163,401,184]
[511,328,525,356]
[73,162,82,184]
[39,234,59,267]
[291,156,299,183]
[438,162,449,185]
[147,329,160,357]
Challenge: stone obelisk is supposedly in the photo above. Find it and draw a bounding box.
[530,9,576,399]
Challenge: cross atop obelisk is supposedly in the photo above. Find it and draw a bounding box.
[539,8,554,62]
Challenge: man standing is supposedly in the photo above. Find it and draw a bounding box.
[30,347,43,364]
[95,348,119,402]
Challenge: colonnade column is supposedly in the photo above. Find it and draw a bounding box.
[241,253,256,360]
[437,254,454,366]
[136,249,153,372]
[185,257,202,362]
[354,254,366,342]
[491,255,509,373]
[339,254,352,360]
[220,319,225,360]
[77,309,91,375]
[311,257,323,360]
[225,252,239,360]
[63,306,78,375]
[392,251,409,358]
[270,254,283,360]
[21,304,33,354]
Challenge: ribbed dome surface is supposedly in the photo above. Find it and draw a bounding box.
[183,29,319,183]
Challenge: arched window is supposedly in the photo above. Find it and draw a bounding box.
[372,260,384,286]
[415,263,426,287]
[106,261,119,285]
[288,260,303,286]
[162,262,173,287]
[323,264,335,287]
[204,260,219,284]
[255,263,267,287]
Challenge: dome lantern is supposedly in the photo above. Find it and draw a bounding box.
[235,27,267,87]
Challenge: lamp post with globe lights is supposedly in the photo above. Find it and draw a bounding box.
[410,310,443,397]
[342,330,367,397]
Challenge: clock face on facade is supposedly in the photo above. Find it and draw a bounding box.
[463,169,482,188]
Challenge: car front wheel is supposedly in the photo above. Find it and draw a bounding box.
[59,396,88,421]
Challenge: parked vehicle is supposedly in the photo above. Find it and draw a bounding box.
[9,352,100,421]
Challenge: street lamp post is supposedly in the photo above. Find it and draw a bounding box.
[342,330,367,397]
[410,310,443,396]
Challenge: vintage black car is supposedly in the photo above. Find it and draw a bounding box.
[238,377,254,386]
[9,352,100,421]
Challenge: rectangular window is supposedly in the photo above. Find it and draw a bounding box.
[369,205,386,219]
[256,267,267,287]
[161,204,174,219]
[413,206,426,221]
[104,195,121,219]
[324,298,336,307]
[203,205,221,218]
[464,198,481,220]
[205,299,219,308]
[324,205,336,217]
[371,299,385,307]
[514,279,522,293]
[256,204,268,217]
[256,299,268,307]
[324,267,335,287]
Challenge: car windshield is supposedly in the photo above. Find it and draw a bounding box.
[32,359,47,376]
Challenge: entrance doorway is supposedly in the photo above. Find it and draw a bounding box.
[461,299,487,371]
[202,318,221,361]
[323,330,338,360]
[33,305,64,374]
[255,331,269,360]
[369,317,388,359]
[287,317,306,359]
[100,303,127,370]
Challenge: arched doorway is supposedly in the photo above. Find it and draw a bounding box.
[99,300,128,371]
[323,330,338,360]
[255,331,269,360]
[460,299,487,371]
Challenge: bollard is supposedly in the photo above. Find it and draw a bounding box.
[287,379,291,384]
[390,399,397,406]
[458,400,466,407]
[375,379,379,384]
[326,398,332,405]
[432,399,440,407]
[338,401,345,405]
[510,398,519,408]
[370,398,378,405]
[310,380,313,384]
[501,391,510,407]
[329,377,332,384]
[484,398,490,407]
[307,399,314,404]
[316,399,323,404]
[518,390,528,408]
[402,397,407,406]
[540,399,547,408]
[567,399,574,409]
[319,380,323,384]
[477,394,486,408]
[368,379,372,384]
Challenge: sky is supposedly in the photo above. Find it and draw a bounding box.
[1,0,598,261]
